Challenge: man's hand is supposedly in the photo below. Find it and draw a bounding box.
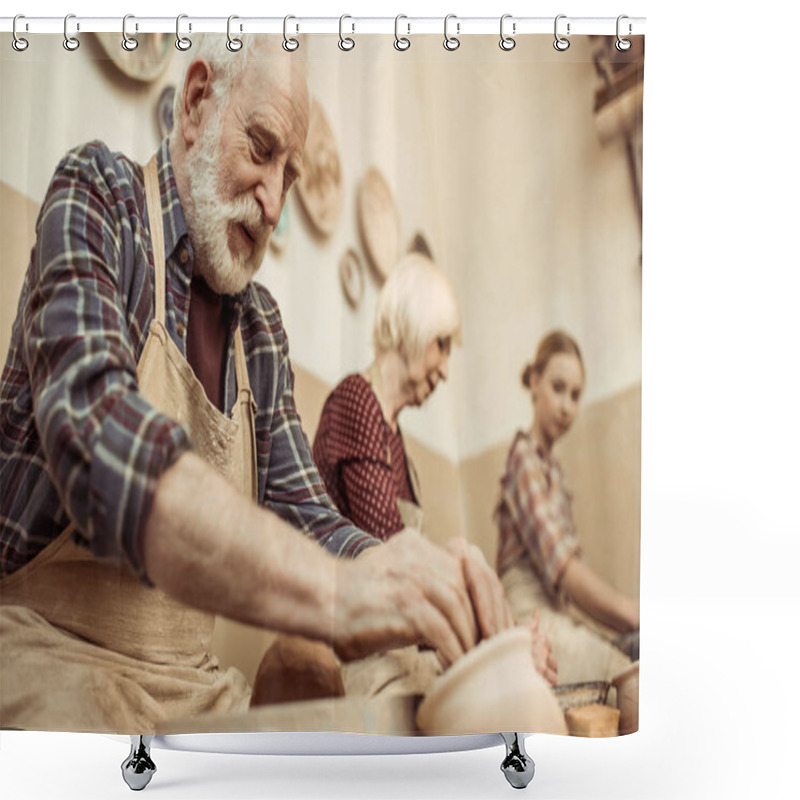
[332,530,511,667]
[445,537,512,641]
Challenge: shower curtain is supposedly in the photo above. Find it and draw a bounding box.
[0,25,644,739]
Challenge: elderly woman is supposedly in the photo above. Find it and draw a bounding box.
[313,253,457,538]
[496,330,639,685]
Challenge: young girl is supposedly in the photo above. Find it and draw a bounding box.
[495,330,638,684]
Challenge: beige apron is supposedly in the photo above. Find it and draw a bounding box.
[396,478,424,533]
[396,423,424,532]
[501,562,631,685]
[0,157,257,733]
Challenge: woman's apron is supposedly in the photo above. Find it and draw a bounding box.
[0,158,256,733]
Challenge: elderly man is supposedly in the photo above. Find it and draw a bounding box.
[0,37,508,733]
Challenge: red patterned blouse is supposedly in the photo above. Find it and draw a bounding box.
[313,374,418,541]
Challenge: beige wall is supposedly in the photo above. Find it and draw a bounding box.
[0,34,172,199]
[558,384,641,597]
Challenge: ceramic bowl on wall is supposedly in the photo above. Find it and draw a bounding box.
[296,100,343,237]
[339,248,364,310]
[416,627,568,736]
[156,85,176,138]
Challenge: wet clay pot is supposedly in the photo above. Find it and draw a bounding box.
[416,627,568,736]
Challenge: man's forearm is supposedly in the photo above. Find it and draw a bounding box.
[142,451,338,643]
[141,453,514,666]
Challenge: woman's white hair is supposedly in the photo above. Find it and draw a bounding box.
[373,254,462,363]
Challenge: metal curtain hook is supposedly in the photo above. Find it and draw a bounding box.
[12,14,29,52]
[443,14,460,51]
[283,15,299,52]
[122,14,138,51]
[339,14,355,51]
[394,14,410,51]
[63,13,80,51]
[499,14,516,51]
[553,14,570,51]
[227,15,243,52]
[175,14,192,51]
[616,14,632,51]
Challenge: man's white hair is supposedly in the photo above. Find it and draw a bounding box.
[170,34,307,143]
[373,254,462,363]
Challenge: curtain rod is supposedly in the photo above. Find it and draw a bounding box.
[1,16,646,37]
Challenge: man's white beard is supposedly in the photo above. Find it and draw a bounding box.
[183,108,270,296]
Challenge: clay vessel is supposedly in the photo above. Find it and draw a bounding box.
[416,627,567,736]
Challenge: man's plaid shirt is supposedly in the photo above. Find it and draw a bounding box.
[0,138,377,580]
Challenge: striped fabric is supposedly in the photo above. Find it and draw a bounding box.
[494,431,582,603]
[0,138,377,580]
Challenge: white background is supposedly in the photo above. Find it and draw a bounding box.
[2,1,799,799]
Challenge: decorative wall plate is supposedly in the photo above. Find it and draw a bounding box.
[295,100,343,237]
[357,166,400,284]
[93,32,173,83]
[339,248,364,310]
[156,85,176,138]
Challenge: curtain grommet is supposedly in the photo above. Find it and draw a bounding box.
[63,13,80,51]
[227,15,243,52]
[553,14,570,51]
[339,14,355,51]
[283,15,299,52]
[394,15,411,51]
[12,14,29,52]
[615,15,632,51]
[175,14,192,51]
[122,14,138,52]
[499,14,516,51]
[443,14,460,51]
